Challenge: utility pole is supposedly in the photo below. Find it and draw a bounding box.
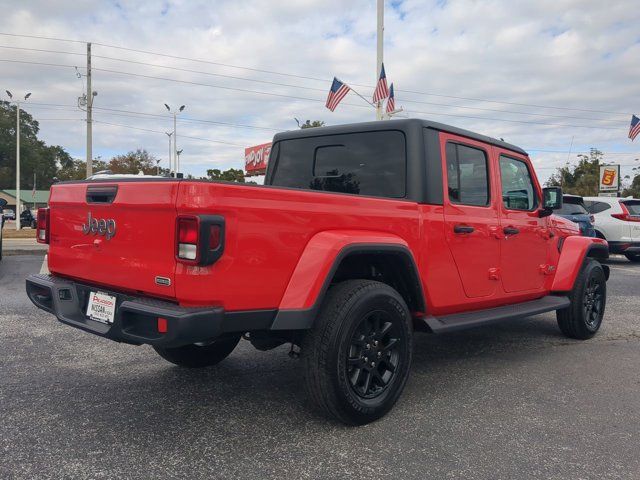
[16,99,20,229]
[376,0,384,121]
[86,42,93,177]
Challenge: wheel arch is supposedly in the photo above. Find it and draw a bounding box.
[271,231,425,330]
[551,236,609,292]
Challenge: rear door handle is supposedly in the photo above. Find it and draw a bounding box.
[503,226,520,235]
[454,224,475,234]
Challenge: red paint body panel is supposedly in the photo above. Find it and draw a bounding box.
[48,181,180,299]
[173,182,420,309]
[551,236,608,291]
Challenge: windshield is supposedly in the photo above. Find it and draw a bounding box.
[557,198,588,215]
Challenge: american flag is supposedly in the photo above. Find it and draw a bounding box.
[386,83,395,113]
[372,63,389,103]
[630,115,640,141]
[325,77,351,112]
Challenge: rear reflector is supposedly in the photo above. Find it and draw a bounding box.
[36,208,50,244]
[157,317,168,333]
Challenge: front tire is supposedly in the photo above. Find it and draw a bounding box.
[153,335,241,368]
[302,280,413,425]
[624,253,640,263]
[556,259,606,339]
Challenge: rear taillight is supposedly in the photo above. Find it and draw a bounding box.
[176,215,225,265]
[177,217,198,261]
[36,208,50,244]
[611,202,640,222]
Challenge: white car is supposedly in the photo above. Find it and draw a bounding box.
[583,196,640,262]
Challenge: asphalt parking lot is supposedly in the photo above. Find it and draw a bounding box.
[1,255,640,479]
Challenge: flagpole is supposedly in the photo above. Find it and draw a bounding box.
[337,78,376,108]
[376,0,384,121]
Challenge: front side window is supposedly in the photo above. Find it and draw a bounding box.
[445,143,490,206]
[270,130,406,198]
[499,156,538,211]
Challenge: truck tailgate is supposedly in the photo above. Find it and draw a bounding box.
[47,180,180,299]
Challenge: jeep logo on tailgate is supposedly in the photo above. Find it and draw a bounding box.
[82,212,116,240]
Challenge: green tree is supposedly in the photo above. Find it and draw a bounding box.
[295,119,325,129]
[206,168,246,182]
[0,101,70,190]
[107,149,160,175]
[622,163,640,197]
[546,148,604,196]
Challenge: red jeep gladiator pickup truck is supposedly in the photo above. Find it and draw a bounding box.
[27,119,609,425]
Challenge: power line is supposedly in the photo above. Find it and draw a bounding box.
[0,31,633,117]
[3,45,626,124]
[92,120,246,146]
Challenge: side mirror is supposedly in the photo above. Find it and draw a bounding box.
[540,186,563,217]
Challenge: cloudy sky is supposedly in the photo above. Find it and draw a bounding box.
[1,0,639,183]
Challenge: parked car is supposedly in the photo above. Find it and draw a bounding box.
[20,209,37,229]
[554,195,596,237]
[26,119,609,425]
[583,196,640,262]
[3,208,15,221]
[0,199,6,261]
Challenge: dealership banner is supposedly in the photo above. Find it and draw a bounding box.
[244,142,272,176]
[599,164,620,192]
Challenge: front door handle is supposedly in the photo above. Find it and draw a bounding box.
[454,224,475,234]
[503,226,520,235]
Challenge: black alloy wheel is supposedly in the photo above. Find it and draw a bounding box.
[346,310,403,399]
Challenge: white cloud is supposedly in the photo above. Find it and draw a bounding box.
[0,0,639,182]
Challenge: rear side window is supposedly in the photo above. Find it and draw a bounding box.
[585,201,611,214]
[622,201,640,215]
[270,131,406,198]
[445,143,490,206]
[499,156,538,211]
[556,199,589,215]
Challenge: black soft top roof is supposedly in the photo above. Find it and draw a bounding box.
[272,118,527,156]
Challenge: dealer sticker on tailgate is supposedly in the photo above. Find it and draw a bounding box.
[86,291,116,324]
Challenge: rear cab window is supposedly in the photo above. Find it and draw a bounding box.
[269,130,406,198]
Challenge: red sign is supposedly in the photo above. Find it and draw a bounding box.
[244,142,272,176]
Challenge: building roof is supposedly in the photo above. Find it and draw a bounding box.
[1,189,50,203]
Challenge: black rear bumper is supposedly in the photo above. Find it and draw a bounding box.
[25,274,277,348]
[608,241,640,254]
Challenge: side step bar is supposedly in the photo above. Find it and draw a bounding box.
[423,295,570,334]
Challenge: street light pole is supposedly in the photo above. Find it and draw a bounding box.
[164,104,185,177]
[165,132,173,174]
[5,90,31,230]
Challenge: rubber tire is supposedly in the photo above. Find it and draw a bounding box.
[624,253,640,263]
[153,336,241,368]
[302,279,413,425]
[556,259,606,340]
